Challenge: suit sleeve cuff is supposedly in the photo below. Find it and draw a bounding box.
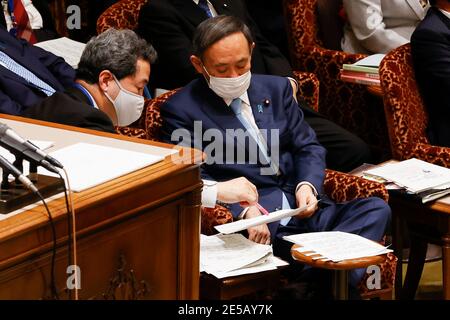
[296,181,318,197]
[202,180,217,208]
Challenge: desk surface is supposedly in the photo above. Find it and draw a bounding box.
[0,115,203,299]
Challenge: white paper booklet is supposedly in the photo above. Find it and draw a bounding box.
[214,201,317,235]
[353,54,386,68]
[37,142,164,192]
[284,231,392,262]
[35,37,86,68]
[200,234,287,279]
[364,158,450,193]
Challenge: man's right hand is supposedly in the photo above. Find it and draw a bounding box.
[245,206,271,245]
[217,177,258,206]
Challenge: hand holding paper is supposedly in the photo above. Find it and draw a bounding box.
[214,201,320,234]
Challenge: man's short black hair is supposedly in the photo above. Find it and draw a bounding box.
[192,15,253,59]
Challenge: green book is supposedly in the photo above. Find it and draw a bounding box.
[342,64,379,74]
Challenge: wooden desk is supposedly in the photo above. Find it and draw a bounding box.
[0,115,203,299]
[390,193,450,299]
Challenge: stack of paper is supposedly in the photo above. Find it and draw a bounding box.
[200,234,288,279]
[35,37,86,69]
[341,54,385,86]
[284,231,392,262]
[364,158,450,203]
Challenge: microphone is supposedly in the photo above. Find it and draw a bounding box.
[0,123,61,174]
[0,154,38,193]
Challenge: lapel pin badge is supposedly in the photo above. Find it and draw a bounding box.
[257,104,263,113]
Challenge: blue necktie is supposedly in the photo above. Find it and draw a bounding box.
[230,98,291,225]
[197,0,213,18]
[0,51,55,96]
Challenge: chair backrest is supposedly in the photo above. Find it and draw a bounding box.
[379,44,429,160]
[142,90,178,141]
[96,0,149,34]
[283,0,344,54]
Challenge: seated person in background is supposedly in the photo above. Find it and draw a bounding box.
[411,0,450,147]
[0,27,75,115]
[23,29,157,133]
[138,0,372,173]
[161,16,391,291]
[0,0,58,43]
[342,0,429,54]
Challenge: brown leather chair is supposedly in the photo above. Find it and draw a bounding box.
[283,0,390,159]
[379,44,450,168]
[143,90,397,299]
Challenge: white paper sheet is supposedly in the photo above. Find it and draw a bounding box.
[364,158,450,193]
[200,234,273,274]
[284,231,392,262]
[35,37,86,68]
[214,201,317,234]
[353,54,386,68]
[37,142,164,192]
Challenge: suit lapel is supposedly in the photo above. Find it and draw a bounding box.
[171,0,209,26]
[406,0,428,19]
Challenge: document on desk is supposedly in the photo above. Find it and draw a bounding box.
[214,201,317,235]
[284,231,392,262]
[364,158,450,193]
[37,142,164,192]
[200,234,287,278]
[35,37,86,69]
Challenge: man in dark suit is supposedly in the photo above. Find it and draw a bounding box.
[137,0,373,173]
[411,0,450,147]
[161,16,390,289]
[0,27,75,115]
[23,29,157,133]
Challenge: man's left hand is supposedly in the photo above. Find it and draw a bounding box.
[295,184,319,219]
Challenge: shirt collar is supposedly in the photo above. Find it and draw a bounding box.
[75,83,99,109]
[439,8,450,20]
[224,92,250,107]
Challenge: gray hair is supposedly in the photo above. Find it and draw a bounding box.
[192,15,253,59]
[77,28,157,83]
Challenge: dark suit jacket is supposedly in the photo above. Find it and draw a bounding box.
[21,86,115,133]
[161,74,327,237]
[411,7,450,147]
[137,0,293,90]
[0,0,58,41]
[0,28,75,115]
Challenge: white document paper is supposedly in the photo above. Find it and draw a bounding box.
[37,142,164,192]
[214,201,317,234]
[364,158,450,193]
[284,231,392,262]
[354,54,386,68]
[200,234,273,275]
[35,37,86,68]
[210,255,289,279]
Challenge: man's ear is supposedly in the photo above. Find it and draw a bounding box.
[190,55,204,74]
[98,70,114,92]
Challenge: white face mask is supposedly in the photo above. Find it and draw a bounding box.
[203,65,251,100]
[104,75,145,126]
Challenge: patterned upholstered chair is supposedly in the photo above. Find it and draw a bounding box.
[144,89,397,299]
[283,0,390,159]
[95,0,320,111]
[379,44,450,168]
